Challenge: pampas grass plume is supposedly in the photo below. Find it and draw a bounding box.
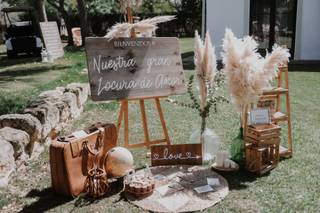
[194,31,217,110]
[202,32,216,85]
[222,28,290,111]
[105,15,175,39]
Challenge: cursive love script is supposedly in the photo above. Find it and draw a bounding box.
[152,148,201,161]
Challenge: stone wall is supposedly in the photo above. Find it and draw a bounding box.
[0,83,89,188]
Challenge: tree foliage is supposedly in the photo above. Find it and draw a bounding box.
[138,0,176,14]
[3,0,203,41]
[88,0,118,15]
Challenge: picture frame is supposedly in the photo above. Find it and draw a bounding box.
[250,108,271,125]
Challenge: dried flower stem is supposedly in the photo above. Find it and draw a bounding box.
[169,31,228,139]
[105,15,175,39]
[221,28,290,136]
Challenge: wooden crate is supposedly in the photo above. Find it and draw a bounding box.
[245,136,280,146]
[246,124,281,141]
[258,98,276,114]
[245,141,280,175]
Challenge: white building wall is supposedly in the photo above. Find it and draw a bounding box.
[206,0,250,58]
[295,0,320,60]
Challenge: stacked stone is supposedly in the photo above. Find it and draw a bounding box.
[0,83,89,188]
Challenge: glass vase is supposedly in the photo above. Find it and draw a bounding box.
[190,128,220,164]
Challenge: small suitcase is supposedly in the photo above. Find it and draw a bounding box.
[49,123,117,197]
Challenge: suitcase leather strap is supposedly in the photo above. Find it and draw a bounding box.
[82,130,110,197]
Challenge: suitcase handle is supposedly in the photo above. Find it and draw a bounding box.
[85,122,104,133]
[82,131,103,156]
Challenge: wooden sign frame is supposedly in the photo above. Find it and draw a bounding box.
[150,144,202,166]
[85,37,186,148]
[40,21,64,59]
[85,37,186,101]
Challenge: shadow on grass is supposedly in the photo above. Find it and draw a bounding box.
[0,55,41,69]
[0,65,70,80]
[71,180,125,212]
[19,188,73,213]
[18,169,265,212]
[20,179,125,212]
[216,168,259,191]
[64,46,85,53]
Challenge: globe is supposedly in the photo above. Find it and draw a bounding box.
[105,147,134,178]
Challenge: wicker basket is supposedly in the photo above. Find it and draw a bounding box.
[124,177,155,197]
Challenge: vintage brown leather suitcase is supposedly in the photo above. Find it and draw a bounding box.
[49,123,117,197]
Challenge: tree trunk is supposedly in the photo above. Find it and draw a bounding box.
[47,0,73,46]
[64,18,74,46]
[59,10,73,46]
[36,0,48,22]
[77,0,88,46]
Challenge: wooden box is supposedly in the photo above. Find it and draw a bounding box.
[245,142,280,175]
[245,124,281,175]
[245,135,280,146]
[246,124,281,141]
[257,99,275,114]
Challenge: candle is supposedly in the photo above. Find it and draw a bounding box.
[223,159,231,168]
[216,151,227,167]
[230,161,237,169]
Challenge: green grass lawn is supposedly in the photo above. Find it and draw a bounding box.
[0,46,88,115]
[0,40,320,212]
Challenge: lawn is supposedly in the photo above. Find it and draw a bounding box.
[0,39,320,212]
[0,46,88,115]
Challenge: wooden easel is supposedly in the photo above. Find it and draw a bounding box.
[116,7,171,148]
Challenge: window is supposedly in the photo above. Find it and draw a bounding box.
[250,0,297,58]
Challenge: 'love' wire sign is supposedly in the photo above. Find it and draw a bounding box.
[150,144,202,166]
[85,37,186,101]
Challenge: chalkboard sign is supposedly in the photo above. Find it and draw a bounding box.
[85,37,186,101]
[40,22,64,59]
[151,144,202,166]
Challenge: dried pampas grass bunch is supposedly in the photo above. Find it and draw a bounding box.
[222,29,289,162]
[194,30,217,111]
[222,28,290,112]
[105,15,175,39]
[168,31,228,135]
